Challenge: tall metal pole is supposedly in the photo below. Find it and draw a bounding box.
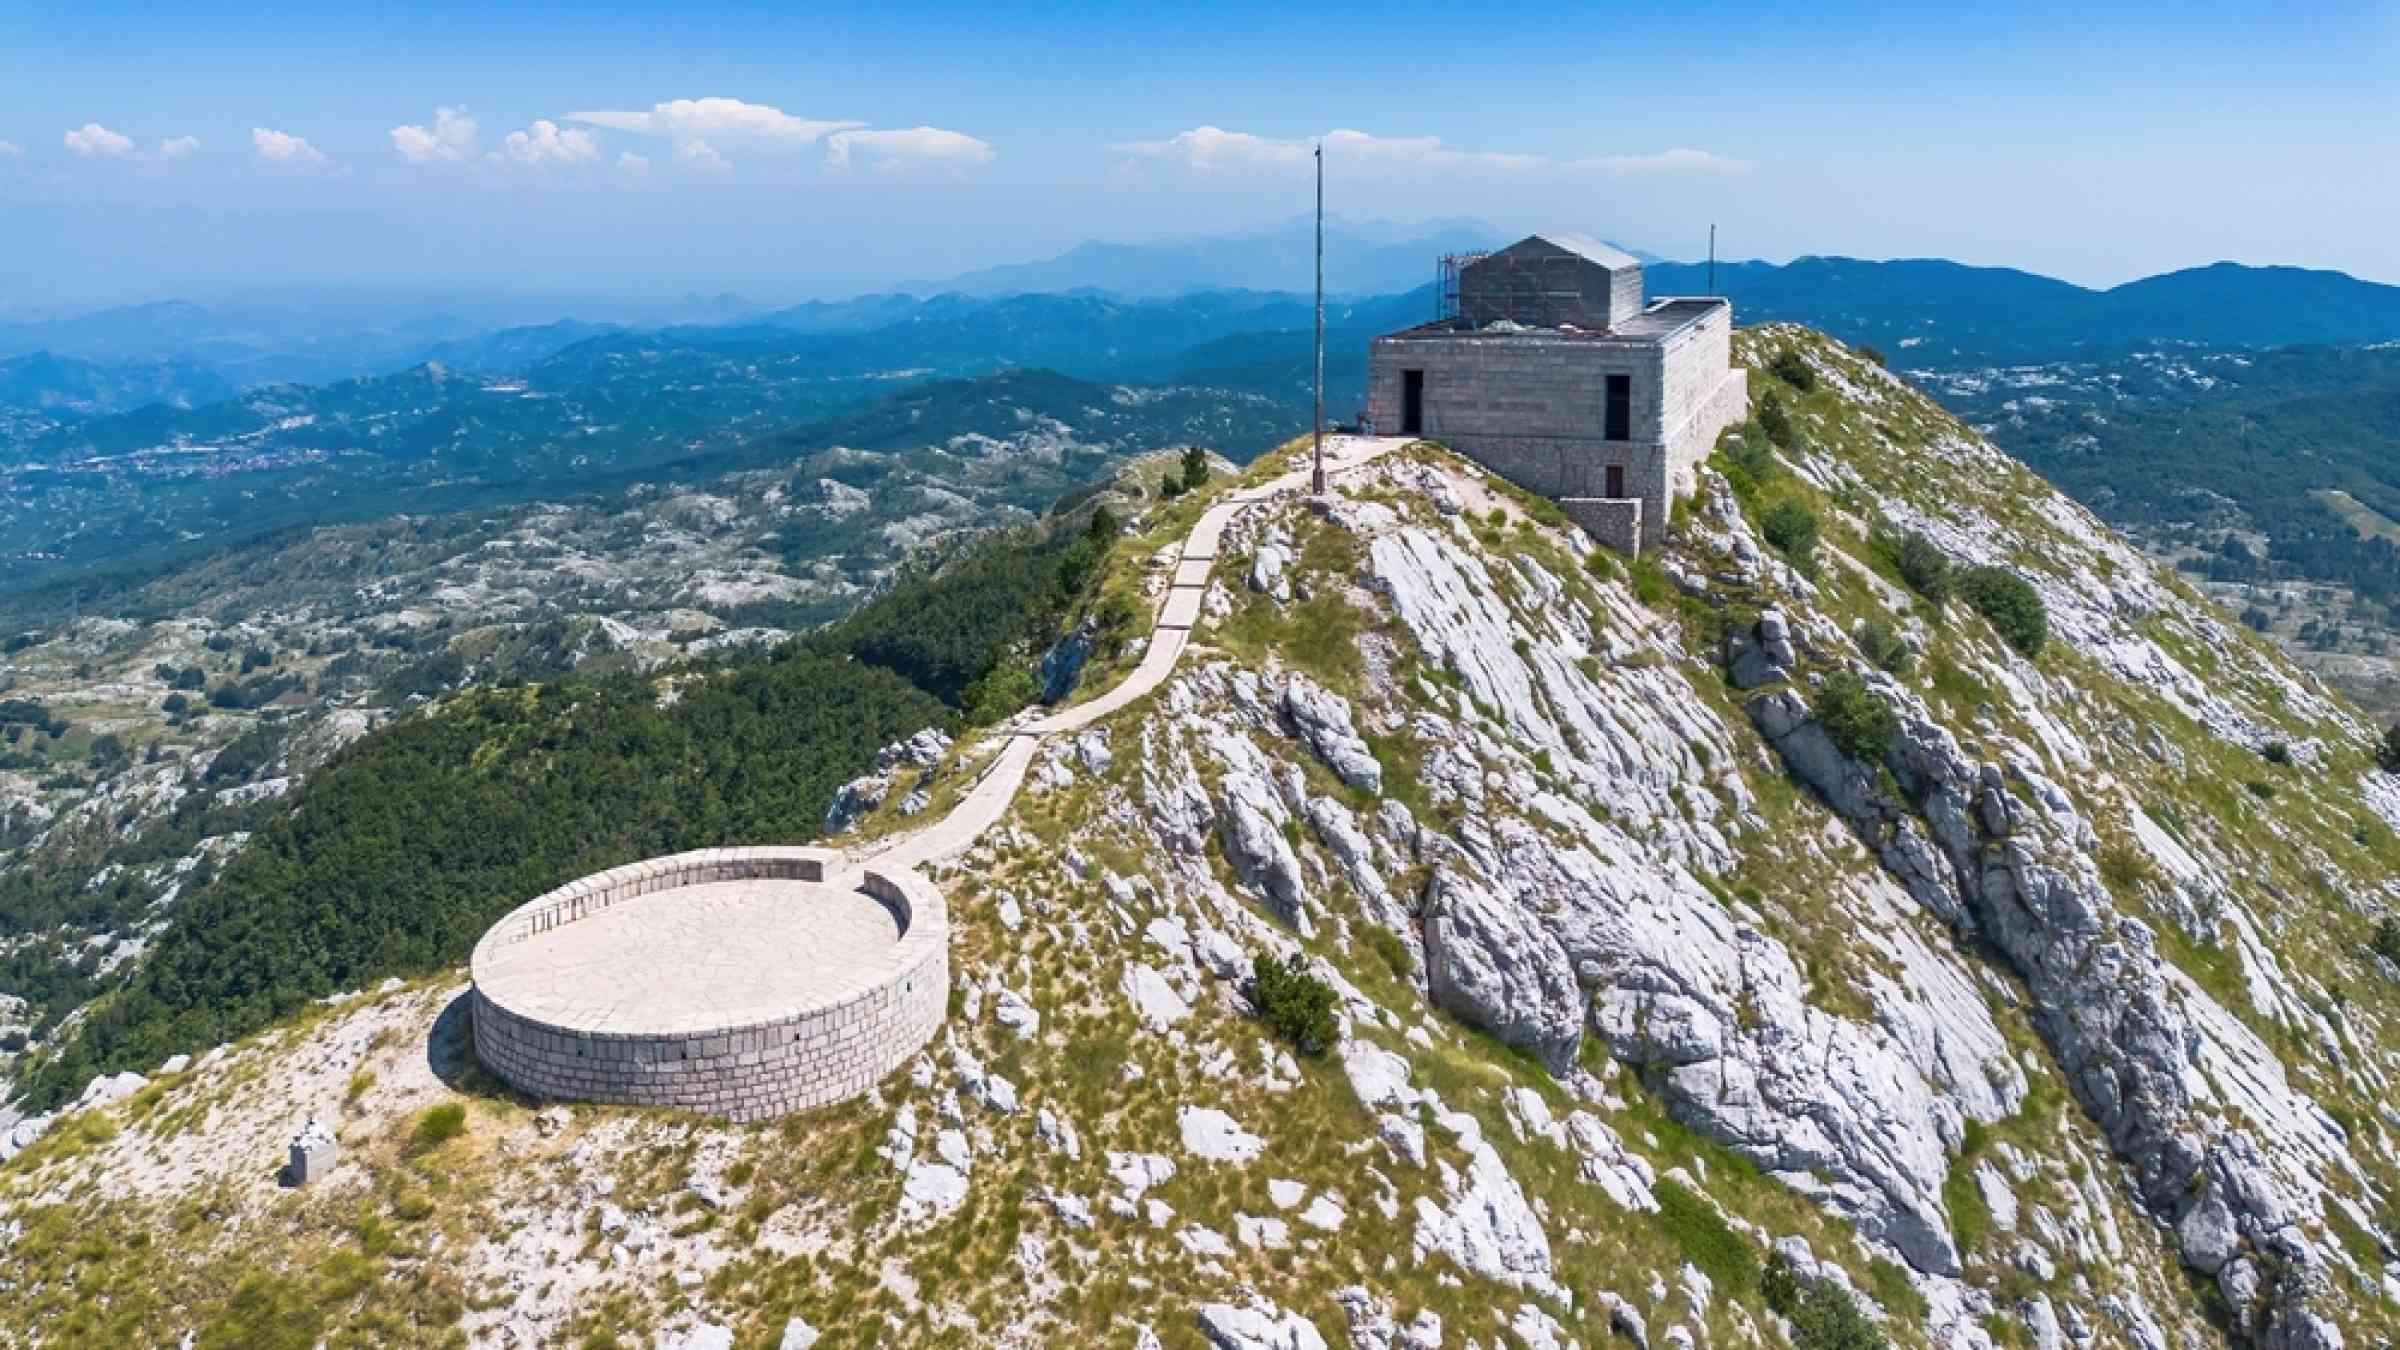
[1312,142,1326,495]
[1708,223,1716,296]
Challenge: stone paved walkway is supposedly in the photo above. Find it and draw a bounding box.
[476,437,1405,1047]
[477,877,904,1033]
[850,435,1407,875]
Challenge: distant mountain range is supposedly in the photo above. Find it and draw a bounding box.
[896,217,1508,299]
[1643,256,2400,365]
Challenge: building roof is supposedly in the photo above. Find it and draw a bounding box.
[1376,296,1725,346]
[1513,232,1643,273]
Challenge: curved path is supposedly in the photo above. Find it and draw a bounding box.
[844,434,1405,879]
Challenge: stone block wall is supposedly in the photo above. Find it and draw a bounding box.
[1559,497,1643,556]
[1367,333,1671,535]
[470,850,948,1122]
[1655,304,1748,508]
[1368,332,1665,447]
[1366,299,1744,552]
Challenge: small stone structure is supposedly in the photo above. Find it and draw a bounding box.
[286,1116,338,1186]
[1367,232,1748,553]
[469,846,948,1121]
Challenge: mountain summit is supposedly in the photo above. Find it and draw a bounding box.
[2,328,2394,1348]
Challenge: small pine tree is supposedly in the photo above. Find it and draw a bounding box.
[1248,953,1337,1056]
[1179,445,1211,492]
[2377,723,2400,775]
[1815,670,1899,764]
[1957,565,2047,658]
[1761,499,1820,564]
[2373,917,2400,963]
[1757,391,1795,449]
[1891,531,1953,605]
[1769,349,1818,393]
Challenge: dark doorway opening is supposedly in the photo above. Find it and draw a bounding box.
[1605,464,1626,499]
[1402,370,1425,435]
[1605,375,1631,441]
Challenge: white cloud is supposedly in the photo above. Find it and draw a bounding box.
[617,151,650,175]
[252,127,331,167]
[157,135,200,160]
[1111,125,1537,174]
[64,122,135,157]
[568,97,861,146]
[391,106,478,163]
[823,126,994,174]
[675,139,731,176]
[1114,126,1746,181]
[1572,147,1753,176]
[0,141,20,159]
[491,119,600,167]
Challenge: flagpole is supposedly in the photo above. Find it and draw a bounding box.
[1312,142,1326,495]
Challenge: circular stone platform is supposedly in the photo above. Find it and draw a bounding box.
[469,846,947,1121]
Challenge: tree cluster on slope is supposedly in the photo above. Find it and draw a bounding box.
[20,507,1121,1108]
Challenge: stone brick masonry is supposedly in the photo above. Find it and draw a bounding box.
[470,847,949,1122]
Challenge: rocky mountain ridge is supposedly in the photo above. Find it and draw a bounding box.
[0,329,2394,1348]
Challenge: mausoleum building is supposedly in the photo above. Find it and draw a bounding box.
[1366,232,1748,553]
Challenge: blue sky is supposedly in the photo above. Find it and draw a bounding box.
[3,1,2396,305]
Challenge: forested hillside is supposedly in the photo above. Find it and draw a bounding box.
[17,493,1132,1108]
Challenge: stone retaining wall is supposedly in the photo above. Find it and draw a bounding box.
[470,847,948,1122]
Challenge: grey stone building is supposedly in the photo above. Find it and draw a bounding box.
[1366,233,1748,553]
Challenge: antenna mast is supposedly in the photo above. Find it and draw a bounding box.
[1708,223,1716,296]
[1312,142,1326,495]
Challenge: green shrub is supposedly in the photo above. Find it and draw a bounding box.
[2246,780,2277,801]
[1858,344,1889,369]
[962,662,1041,726]
[405,1102,467,1157]
[1889,531,1953,605]
[1788,1280,1888,1350]
[1724,430,1777,487]
[1769,349,1818,393]
[1855,620,1913,674]
[1957,564,2047,658]
[2261,741,2292,766]
[1757,391,1795,450]
[1248,954,1337,1056]
[1653,1178,1758,1292]
[2378,724,2400,775]
[1179,445,1211,493]
[2373,918,2400,963]
[1761,1250,1802,1314]
[1815,671,1898,764]
[1760,500,1819,564]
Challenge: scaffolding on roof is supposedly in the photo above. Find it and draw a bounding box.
[1435,251,1487,325]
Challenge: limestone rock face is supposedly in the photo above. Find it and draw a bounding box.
[1214,768,1308,927]
[1753,639,2361,1346]
[1280,674,1382,795]
[825,727,955,834]
[1421,868,1581,1071]
[1039,620,1095,703]
[1725,607,1797,689]
[1197,1301,1328,1350]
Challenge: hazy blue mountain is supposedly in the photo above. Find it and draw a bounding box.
[0,351,238,416]
[1644,256,2400,365]
[412,320,629,375]
[899,217,1505,298]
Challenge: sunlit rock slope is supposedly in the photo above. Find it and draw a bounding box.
[3,329,2395,1349]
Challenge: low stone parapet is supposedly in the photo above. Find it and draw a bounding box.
[469,847,946,1122]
